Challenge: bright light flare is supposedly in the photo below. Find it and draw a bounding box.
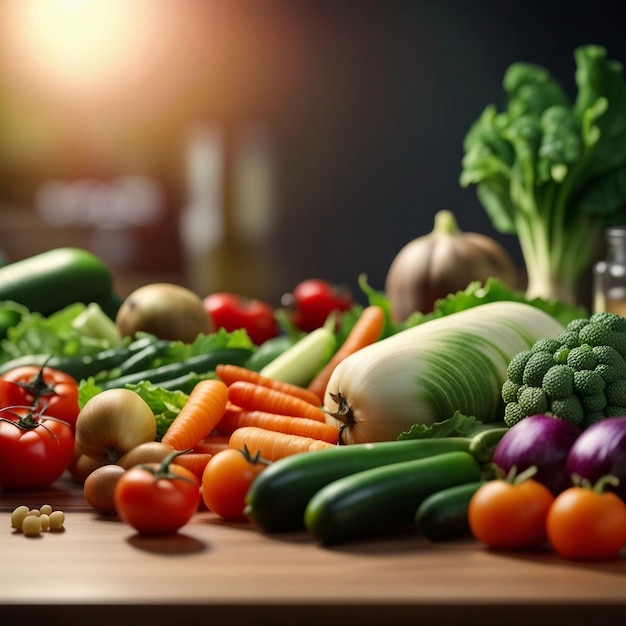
[0,0,168,101]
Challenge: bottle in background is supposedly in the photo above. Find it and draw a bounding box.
[593,226,626,317]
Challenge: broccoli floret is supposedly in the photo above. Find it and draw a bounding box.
[581,393,607,413]
[606,379,626,406]
[507,350,532,385]
[501,379,519,404]
[566,318,589,333]
[556,330,581,349]
[573,369,605,396]
[589,311,626,332]
[522,351,554,386]
[504,401,526,427]
[567,344,598,371]
[605,405,626,417]
[593,345,626,384]
[542,364,574,399]
[502,311,626,428]
[550,396,585,425]
[552,345,570,364]
[530,338,561,355]
[518,386,549,415]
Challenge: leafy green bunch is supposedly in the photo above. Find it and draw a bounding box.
[503,311,626,428]
[461,45,626,305]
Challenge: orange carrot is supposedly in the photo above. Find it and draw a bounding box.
[227,380,327,423]
[218,407,339,444]
[216,363,322,407]
[228,426,336,461]
[173,452,213,480]
[307,304,386,402]
[193,433,231,456]
[161,379,228,451]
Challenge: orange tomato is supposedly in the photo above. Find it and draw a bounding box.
[468,476,555,549]
[547,482,626,561]
[201,446,268,522]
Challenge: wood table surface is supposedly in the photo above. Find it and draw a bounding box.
[1,474,626,626]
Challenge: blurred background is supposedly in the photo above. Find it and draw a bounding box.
[1,0,626,307]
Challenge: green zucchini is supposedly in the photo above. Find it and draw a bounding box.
[0,336,156,379]
[98,347,253,390]
[303,451,482,544]
[414,481,483,542]
[244,437,474,532]
[0,247,113,316]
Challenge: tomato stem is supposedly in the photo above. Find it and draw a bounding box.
[238,444,271,466]
[572,472,620,493]
[139,448,198,485]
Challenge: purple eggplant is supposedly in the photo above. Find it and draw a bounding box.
[492,414,582,495]
[566,416,626,501]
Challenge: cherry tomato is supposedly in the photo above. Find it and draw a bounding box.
[201,446,269,522]
[546,477,626,561]
[114,452,201,535]
[284,279,353,333]
[0,364,80,428]
[203,292,279,345]
[0,406,75,490]
[468,474,555,549]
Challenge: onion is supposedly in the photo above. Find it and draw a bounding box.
[566,416,626,501]
[75,389,157,464]
[492,414,582,495]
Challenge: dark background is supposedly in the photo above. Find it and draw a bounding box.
[1,0,626,306]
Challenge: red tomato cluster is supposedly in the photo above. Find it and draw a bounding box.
[0,364,79,491]
[283,278,353,333]
[468,473,626,561]
[203,293,279,346]
[203,279,354,345]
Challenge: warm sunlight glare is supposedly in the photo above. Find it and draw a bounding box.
[2,0,163,99]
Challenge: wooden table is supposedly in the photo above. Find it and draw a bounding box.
[2,475,626,626]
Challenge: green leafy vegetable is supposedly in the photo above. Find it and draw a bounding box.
[398,411,484,440]
[460,45,626,305]
[0,301,121,361]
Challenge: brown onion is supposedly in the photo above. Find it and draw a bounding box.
[75,389,156,465]
[385,210,518,322]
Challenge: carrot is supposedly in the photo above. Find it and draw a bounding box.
[228,426,336,461]
[218,407,340,444]
[307,304,386,402]
[161,379,228,451]
[193,434,231,456]
[227,380,327,423]
[173,452,213,480]
[215,363,322,407]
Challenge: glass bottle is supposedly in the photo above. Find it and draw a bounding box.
[593,226,626,317]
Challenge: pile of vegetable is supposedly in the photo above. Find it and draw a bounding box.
[4,50,626,567]
[461,45,626,305]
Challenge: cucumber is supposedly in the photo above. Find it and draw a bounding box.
[0,247,113,316]
[415,481,483,542]
[244,437,474,532]
[303,451,482,544]
[259,326,336,386]
[244,335,295,372]
[98,347,253,390]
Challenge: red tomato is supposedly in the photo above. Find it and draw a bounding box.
[203,292,279,346]
[201,446,268,521]
[285,279,353,333]
[114,459,201,535]
[546,481,626,561]
[0,364,80,428]
[468,476,555,549]
[0,406,75,490]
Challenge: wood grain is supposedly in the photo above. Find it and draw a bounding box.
[1,475,626,626]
